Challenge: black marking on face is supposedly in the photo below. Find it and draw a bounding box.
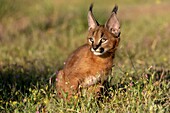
[101,32,104,38]
[92,38,102,50]
[100,48,104,53]
[89,37,94,43]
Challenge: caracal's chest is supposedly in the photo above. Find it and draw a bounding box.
[63,44,113,85]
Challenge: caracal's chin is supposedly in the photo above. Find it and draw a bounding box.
[91,48,107,56]
[93,51,104,56]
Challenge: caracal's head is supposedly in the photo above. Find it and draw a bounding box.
[87,4,121,56]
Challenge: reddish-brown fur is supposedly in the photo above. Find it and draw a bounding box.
[56,4,121,100]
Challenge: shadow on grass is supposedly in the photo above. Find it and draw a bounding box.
[0,61,57,105]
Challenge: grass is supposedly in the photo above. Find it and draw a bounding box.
[0,0,170,112]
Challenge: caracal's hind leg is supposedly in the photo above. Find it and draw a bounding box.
[56,70,65,98]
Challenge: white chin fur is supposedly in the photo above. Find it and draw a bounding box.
[93,52,104,56]
[91,48,105,56]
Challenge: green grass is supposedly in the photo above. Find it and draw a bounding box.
[0,0,170,112]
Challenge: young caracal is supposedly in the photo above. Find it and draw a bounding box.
[56,4,120,99]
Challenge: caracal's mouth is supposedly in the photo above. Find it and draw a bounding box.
[91,48,106,56]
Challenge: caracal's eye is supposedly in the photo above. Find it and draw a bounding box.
[89,37,94,43]
[101,38,107,43]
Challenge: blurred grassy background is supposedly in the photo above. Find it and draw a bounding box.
[0,0,170,112]
[0,0,169,68]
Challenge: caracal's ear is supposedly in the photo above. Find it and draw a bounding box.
[105,5,120,37]
[88,4,99,30]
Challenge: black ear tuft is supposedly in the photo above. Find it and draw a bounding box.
[89,3,93,12]
[112,5,118,14]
